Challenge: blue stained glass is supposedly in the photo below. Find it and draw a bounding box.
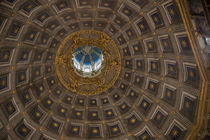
[73,45,103,75]
[74,47,81,53]
[75,52,83,62]
[91,53,99,62]
[84,55,91,65]
[93,47,102,54]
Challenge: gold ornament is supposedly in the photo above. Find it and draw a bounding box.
[55,30,121,95]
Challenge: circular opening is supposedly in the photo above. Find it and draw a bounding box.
[72,45,104,77]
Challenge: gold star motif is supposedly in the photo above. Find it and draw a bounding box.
[114,94,118,98]
[124,9,129,14]
[59,4,64,8]
[121,104,126,109]
[136,77,140,82]
[79,99,83,103]
[172,130,178,136]
[61,108,65,113]
[65,16,71,20]
[39,86,43,91]
[92,129,98,134]
[112,127,118,132]
[73,127,78,132]
[170,9,175,15]
[3,53,9,60]
[142,134,147,140]
[127,31,132,36]
[23,53,28,59]
[100,14,105,17]
[130,118,136,123]
[156,114,161,120]
[121,84,124,88]
[152,63,156,69]
[47,100,51,104]
[116,20,120,24]
[51,80,55,84]
[36,112,41,117]
[148,43,152,49]
[107,111,112,116]
[41,15,45,20]
[130,91,135,96]
[8,105,13,112]
[83,13,88,17]
[22,127,27,133]
[81,1,87,5]
[139,24,144,29]
[51,24,55,29]
[35,71,39,75]
[27,5,32,9]
[166,91,171,97]
[189,71,194,78]
[57,90,61,94]
[104,3,109,7]
[169,66,174,72]
[25,94,29,99]
[20,74,25,80]
[43,39,47,43]
[163,41,168,47]
[103,99,107,103]
[153,16,159,23]
[181,40,187,47]
[92,113,97,117]
[53,122,58,127]
[29,34,34,39]
[13,28,19,33]
[143,102,147,107]
[76,112,81,116]
[185,101,190,109]
[150,83,154,89]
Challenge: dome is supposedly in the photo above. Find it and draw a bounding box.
[72,45,103,76]
[0,0,209,140]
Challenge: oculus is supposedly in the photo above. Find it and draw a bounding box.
[55,30,121,95]
[72,45,104,77]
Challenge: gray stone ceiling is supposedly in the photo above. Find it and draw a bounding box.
[0,0,208,140]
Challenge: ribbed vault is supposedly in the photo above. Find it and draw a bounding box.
[0,0,207,140]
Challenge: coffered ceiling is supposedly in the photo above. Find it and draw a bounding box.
[0,0,209,140]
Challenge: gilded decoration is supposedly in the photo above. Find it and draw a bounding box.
[55,30,121,95]
[176,0,208,139]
